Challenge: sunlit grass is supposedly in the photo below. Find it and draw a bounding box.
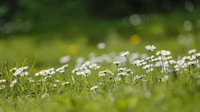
[0,37,200,111]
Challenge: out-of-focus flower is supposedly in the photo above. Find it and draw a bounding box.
[10,67,17,72]
[89,64,100,70]
[145,45,156,51]
[188,49,196,54]
[90,86,98,91]
[156,50,171,56]
[59,55,71,64]
[161,75,169,82]
[10,79,17,87]
[118,68,127,72]
[56,64,68,73]
[113,61,120,67]
[61,82,70,86]
[82,69,91,77]
[67,44,79,55]
[129,34,141,45]
[129,14,142,26]
[117,72,128,76]
[0,79,6,83]
[121,51,130,57]
[97,42,106,49]
[0,85,6,90]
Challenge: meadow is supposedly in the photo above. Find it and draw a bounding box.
[0,9,200,112]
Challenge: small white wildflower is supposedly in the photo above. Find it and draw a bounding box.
[113,61,120,66]
[114,77,121,81]
[89,64,100,70]
[29,79,34,83]
[146,68,154,73]
[53,84,57,88]
[188,49,196,54]
[98,71,106,77]
[117,68,127,72]
[55,80,60,83]
[82,61,90,67]
[132,60,143,66]
[10,67,17,72]
[120,51,130,57]
[0,85,6,90]
[56,64,68,73]
[10,79,17,87]
[169,60,176,64]
[72,68,79,73]
[161,50,171,56]
[76,71,82,76]
[134,75,145,81]
[20,71,29,76]
[0,79,6,83]
[79,66,88,71]
[145,45,156,51]
[82,69,91,77]
[161,75,169,82]
[61,82,70,86]
[90,86,98,91]
[97,42,106,49]
[59,55,71,64]
[126,69,133,75]
[142,64,151,69]
[62,64,69,68]
[59,70,65,73]
[117,72,128,76]
[22,66,28,70]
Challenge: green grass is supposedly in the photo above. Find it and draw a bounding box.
[0,37,200,111]
[0,8,200,112]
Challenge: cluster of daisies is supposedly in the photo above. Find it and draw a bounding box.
[0,45,200,93]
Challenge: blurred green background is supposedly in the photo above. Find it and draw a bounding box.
[0,0,200,68]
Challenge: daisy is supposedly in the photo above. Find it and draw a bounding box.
[10,79,17,87]
[188,49,196,54]
[0,79,6,83]
[113,61,120,66]
[145,45,156,51]
[90,86,98,91]
[120,51,130,57]
[61,82,70,86]
[0,85,6,90]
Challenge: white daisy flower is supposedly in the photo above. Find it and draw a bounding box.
[0,85,6,90]
[145,45,156,51]
[161,75,169,82]
[98,71,106,77]
[10,67,17,72]
[120,51,130,57]
[0,79,6,83]
[90,86,98,91]
[117,68,127,72]
[61,82,70,86]
[188,49,196,54]
[97,42,106,49]
[10,79,17,87]
[53,84,57,88]
[113,61,120,66]
[82,69,91,77]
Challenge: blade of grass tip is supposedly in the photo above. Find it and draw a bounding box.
[29,60,36,75]
[21,58,27,67]
[5,60,10,80]
[0,64,2,78]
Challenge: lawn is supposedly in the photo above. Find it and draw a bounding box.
[0,9,200,112]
